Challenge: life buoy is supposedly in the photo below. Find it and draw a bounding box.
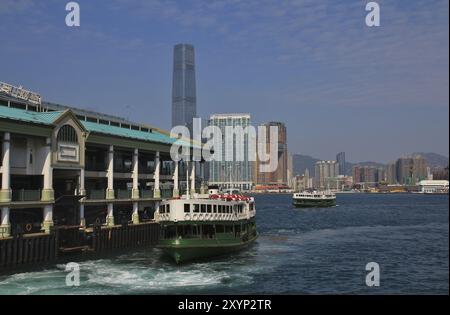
[25,223,32,232]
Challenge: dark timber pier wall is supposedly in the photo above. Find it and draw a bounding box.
[0,222,160,271]
[92,223,159,253]
[0,233,58,269]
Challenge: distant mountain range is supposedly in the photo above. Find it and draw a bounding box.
[292,153,449,177]
[412,152,449,168]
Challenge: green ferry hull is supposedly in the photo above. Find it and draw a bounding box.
[293,199,336,208]
[158,234,258,264]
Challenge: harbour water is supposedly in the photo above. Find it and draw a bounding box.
[0,193,448,295]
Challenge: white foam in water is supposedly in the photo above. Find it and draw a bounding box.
[54,254,258,294]
[0,269,69,295]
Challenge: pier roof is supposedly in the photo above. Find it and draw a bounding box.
[0,105,194,148]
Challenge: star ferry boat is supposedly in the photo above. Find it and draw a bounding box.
[154,187,258,264]
[292,190,336,208]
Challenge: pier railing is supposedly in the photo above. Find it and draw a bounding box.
[116,189,132,199]
[161,189,173,199]
[11,189,41,202]
[140,190,154,199]
[87,189,106,200]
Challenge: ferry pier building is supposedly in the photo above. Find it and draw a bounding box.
[0,90,199,240]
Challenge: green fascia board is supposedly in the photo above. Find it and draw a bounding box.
[86,133,172,153]
[0,119,52,137]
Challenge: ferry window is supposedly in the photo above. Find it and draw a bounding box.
[225,225,233,233]
[160,205,165,214]
[184,204,190,213]
[216,225,224,233]
[213,205,217,213]
[207,205,212,213]
[166,204,170,213]
[194,204,200,213]
[218,205,222,213]
[201,204,206,213]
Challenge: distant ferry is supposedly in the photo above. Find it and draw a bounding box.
[293,190,336,208]
[154,187,258,264]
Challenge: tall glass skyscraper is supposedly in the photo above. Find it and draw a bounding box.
[208,114,253,191]
[336,152,346,175]
[172,44,197,132]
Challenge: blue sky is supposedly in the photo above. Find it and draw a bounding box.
[0,0,448,163]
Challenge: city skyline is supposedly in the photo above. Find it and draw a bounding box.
[0,0,448,162]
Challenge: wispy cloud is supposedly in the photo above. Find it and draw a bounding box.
[0,0,35,14]
[108,0,448,109]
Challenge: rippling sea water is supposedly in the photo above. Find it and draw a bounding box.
[0,193,448,295]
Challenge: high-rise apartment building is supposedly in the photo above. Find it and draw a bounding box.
[254,122,288,187]
[172,44,197,132]
[336,152,346,175]
[352,165,379,187]
[386,162,397,184]
[314,161,338,189]
[352,166,362,185]
[396,155,427,185]
[208,114,253,191]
